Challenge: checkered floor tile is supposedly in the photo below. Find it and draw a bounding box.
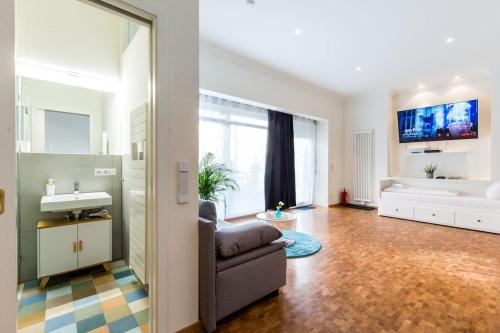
[17,261,149,333]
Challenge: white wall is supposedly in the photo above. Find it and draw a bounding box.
[155,2,199,330]
[343,91,393,205]
[101,27,150,156]
[393,79,491,181]
[21,78,105,154]
[491,76,500,181]
[200,41,345,205]
[343,79,493,206]
[16,0,122,79]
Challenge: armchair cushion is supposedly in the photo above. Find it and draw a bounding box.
[215,222,282,258]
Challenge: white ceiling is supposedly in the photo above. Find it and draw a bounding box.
[200,0,500,96]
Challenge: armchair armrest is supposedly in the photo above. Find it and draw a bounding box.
[199,217,216,332]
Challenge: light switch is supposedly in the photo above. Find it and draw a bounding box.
[178,160,190,172]
[95,168,117,176]
[178,161,189,204]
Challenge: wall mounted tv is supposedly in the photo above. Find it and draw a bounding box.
[397,99,478,143]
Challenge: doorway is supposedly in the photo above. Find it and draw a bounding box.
[14,0,156,332]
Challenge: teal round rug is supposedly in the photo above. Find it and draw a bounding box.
[280,230,322,258]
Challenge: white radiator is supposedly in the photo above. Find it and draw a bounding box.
[354,130,373,203]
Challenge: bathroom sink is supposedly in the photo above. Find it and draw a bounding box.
[41,192,112,212]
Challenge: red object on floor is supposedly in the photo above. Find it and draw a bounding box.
[340,188,348,205]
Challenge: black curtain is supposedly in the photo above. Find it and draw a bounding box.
[264,110,296,210]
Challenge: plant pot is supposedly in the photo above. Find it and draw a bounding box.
[426,173,434,179]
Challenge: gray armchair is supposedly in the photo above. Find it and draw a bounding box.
[199,201,287,332]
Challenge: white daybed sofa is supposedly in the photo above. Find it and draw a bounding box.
[378,179,500,234]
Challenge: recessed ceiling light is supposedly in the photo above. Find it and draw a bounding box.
[355,66,362,72]
[418,83,425,88]
[454,75,461,81]
[294,28,302,36]
[446,37,455,44]
[246,0,255,6]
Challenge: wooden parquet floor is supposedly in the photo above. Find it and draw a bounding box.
[216,206,500,333]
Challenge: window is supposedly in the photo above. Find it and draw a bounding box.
[294,116,316,207]
[44,110,90,154]
[200,95,268,218]
[199,94,317,218]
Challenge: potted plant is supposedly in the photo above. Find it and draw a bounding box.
[275,201,285,218]
[198,152,239,207]
[423,164,438,179]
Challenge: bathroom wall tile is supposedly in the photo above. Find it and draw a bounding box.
[112,218,123,261]
[121,154,131,264]
[122,213,130,264]
[19,231,38,282]
[112,155,123,220]
[112,182,123,220]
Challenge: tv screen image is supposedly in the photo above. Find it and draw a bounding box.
[397,99,478,143]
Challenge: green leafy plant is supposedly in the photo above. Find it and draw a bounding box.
[199,152,239,203]
[423,164,438,175]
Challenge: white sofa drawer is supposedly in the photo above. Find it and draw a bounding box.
[379,201,414,219]
[455,211,500,233]
[414,206,455,226]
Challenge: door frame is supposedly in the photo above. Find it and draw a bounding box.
[82,1,159,331]
[9,0,159,331]
[0,0,17,330]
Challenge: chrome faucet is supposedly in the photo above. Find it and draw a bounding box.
[74,181,80,199]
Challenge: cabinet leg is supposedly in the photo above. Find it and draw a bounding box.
[102,262,111,273]
[39,276,50,289]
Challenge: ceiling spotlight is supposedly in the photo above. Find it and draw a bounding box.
[246,0,255,6]
[454,75,461,81]
[294,28,302,36]
[418,83,425,88]
[355,66,362,72]
[446,37,454,44]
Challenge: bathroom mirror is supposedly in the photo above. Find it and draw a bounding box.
[16,76,120,155]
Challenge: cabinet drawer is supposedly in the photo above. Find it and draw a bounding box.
[455,211,500,233]
[379,201,414,219]
[414,206,454,225]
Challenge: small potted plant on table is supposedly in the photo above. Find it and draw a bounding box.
[423,164,438,179]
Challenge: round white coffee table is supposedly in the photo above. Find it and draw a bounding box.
[256,211,297,222]
[256,211,297,247]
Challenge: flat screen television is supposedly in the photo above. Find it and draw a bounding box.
[397,99,478,143]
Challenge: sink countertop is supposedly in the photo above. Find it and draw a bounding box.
[41,192,112,212]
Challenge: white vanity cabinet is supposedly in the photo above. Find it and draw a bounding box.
[37,216,112,288]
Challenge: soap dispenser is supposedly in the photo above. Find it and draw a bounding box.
[74,181,80,199]
[46,179,55,196]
